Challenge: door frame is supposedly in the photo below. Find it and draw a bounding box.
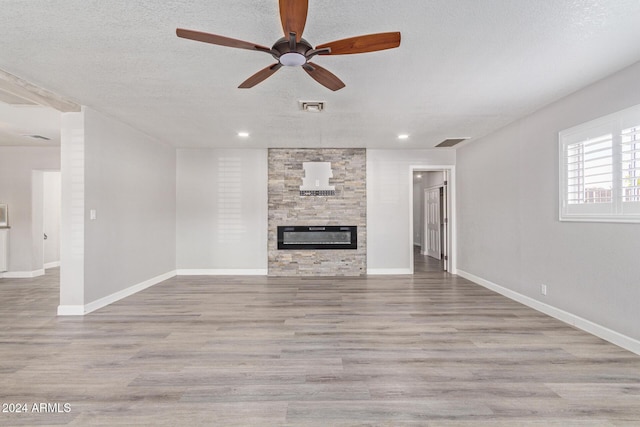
[409,165,456,274]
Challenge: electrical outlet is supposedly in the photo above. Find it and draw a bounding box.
[541,284,547,296]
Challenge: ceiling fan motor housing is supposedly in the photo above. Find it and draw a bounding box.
[272,37,313,65]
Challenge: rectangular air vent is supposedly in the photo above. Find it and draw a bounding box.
[436,138,469,147]
[22,134,51,141]
[299,101,324,112]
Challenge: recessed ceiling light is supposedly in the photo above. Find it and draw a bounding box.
[237,132,250,138]
[398,134,409,140]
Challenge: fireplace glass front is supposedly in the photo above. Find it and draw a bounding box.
[277,226,357,250]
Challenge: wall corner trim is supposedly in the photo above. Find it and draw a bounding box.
[57,270,177,316]
[57,305,85,316]
[367,268,412,275]
[456,269,640,356]
[176,269,267,276]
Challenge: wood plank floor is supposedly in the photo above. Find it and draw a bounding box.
[2,254,640,426]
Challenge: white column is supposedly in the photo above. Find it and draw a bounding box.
[58,110,85,315]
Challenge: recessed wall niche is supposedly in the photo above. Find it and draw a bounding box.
[268,148,366,276]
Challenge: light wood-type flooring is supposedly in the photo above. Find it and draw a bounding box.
[2,251,640,426]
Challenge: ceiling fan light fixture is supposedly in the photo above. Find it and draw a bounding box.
[279,52,306,67]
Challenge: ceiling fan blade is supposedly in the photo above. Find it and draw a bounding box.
[176,28,271,53]
[238,63,283,88]
[303,62,345,91]
[316,32,401,55]
[279,0,308,41]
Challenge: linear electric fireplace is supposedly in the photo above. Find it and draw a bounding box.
[277,226,357,250]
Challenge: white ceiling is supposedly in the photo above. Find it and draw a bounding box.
[1,0,640,149]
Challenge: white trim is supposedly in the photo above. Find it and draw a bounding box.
[457,269,640,356]
[2,269,45,278]
[177,269,268,276]
[57,305,85,316]
[57,270,177,316]
[44,261,60,269]
[83,270,176,314]
[409,165,457,275]
[367,268,412,275]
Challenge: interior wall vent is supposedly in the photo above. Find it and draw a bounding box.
[22,134,51,141]
[299,101,324,112]
[436,138,469,147]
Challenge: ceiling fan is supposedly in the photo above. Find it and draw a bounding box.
[176,0,401,91]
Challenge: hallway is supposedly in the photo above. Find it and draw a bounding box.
[413,245,445,274]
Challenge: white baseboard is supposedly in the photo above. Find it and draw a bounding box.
[2,269,45,278]
[44,261,60,269]
[367,268,412,275]
[457,269,640,356]
[57,270,177,316]
[177,269,267,276]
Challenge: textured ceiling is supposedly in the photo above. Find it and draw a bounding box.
[1,0,640,148]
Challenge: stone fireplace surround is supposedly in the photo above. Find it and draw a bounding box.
[268,148,366,276]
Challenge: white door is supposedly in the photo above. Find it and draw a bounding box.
[441,183,448,271]
[43,171,61,269]
[424,187,441,260]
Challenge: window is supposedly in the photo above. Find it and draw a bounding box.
[621,125,640,203]
[560,104,640,222]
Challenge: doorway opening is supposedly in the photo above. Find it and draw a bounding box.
[32,170,61,273]
[409,166,456,275]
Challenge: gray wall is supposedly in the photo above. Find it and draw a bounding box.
[0,147,60,273]
[83,108,176,303]
[456,60,640,342]
[174,148,455,275]
[367,149,455,273]
[176,149,268,272]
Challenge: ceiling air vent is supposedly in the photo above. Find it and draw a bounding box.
[436,138,469,147]
[22,134,51,141]
[299,101,324,112]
